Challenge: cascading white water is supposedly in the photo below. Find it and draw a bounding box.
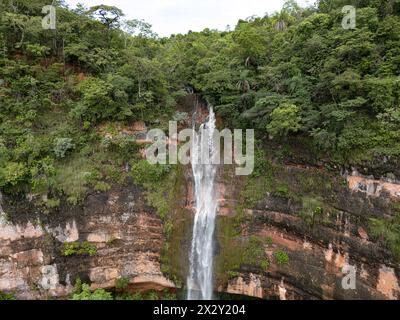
[187,106,218,300]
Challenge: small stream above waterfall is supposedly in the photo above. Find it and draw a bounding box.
[187,106,218,300]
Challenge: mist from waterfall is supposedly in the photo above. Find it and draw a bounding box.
[187,106,218,300]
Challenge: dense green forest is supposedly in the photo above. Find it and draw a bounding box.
[1,0,400,206]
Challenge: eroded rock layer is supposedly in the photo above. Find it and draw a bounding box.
[0,184,174,299]
[215,165,400,300]
[1,156,399,300]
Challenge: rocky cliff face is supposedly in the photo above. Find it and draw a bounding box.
[214,165,400,300]
[1,97,399,300]
[1,161,399,300]
[0,183,174,299]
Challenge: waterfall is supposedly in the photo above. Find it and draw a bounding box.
[187,106,218,300]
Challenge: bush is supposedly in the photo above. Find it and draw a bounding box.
[115,277,130,290]
[61,242,97,257]
[274,249,290,266]
[266,104,302,138]
[25,44,49,58]
[172,111,188,123]
[94,181,111,192]
[0,162,29,189]
[0,291,16,300]
[53,138,75,159]
[72,284,113,300]
[274,184,290,198]
[369,213,400,260]
[217,224,270,283]
[53,154,94,204]
[130,160,171,186]
[300,196,325,226]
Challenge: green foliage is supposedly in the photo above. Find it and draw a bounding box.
[131,160,175,219]
[300,196,326,226]
[274,249,290,266]
[274,184,291,198]
[45,198,60,209]
[0,162,28,189]
[87,5,124,29]
[115,277,130,290]
[131,160,171,186]
[243,236,270,270]
[94,181,111,192]
[72,77,117,122]
[1,0,400,200]
[369,213,400,260]
[266,104,302,138]
[1,0,400,282]
[61,241,97,257]
[115,290,177,300]
[25,44,49,59]
[0,291,16,300]
[53,138,75,159]
[216,217,270,283]
[227,271,241,278]
[72,284,113,300]
[73,278,83,295]
[53,154,94,205]
[172,111,189,123]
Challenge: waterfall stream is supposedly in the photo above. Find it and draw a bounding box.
[187,106,218,300]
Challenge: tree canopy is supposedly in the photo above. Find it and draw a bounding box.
[1,0,400,201]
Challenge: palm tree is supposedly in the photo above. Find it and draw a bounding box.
[236,70,250,93]
[274,10,290,31]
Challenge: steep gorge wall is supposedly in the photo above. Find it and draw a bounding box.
[1,158,399,300]
[0,183,174,299]
[1,94,400,300]
[214,165,400,300]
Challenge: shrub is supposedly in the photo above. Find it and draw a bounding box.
[130,160,171,186]
[53,138,75,159]
[274,249,290,266]
[130,292,144,300]
[25,44,49,58]
[217,225,270,283]
[0,291,16,300]
[115,277,130,290]
[53,154,94,204]
[369,213,400,260]
[274,184,290,198]
[266,104,302,138]
[61,242,97,257]
[172,111,188,123]
[243,236,270,269]
[300,196,325,226]
[0,162,29,188]
[227,270,240,278]
[45,198,60,209]
[161,289,177,300]
[72,284,113,300]
[94,181,111,192]
[146,291,159,300]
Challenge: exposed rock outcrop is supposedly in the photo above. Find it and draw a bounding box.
[215,166,400,300]
[1,102,400,300]
[0,184,174,299]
